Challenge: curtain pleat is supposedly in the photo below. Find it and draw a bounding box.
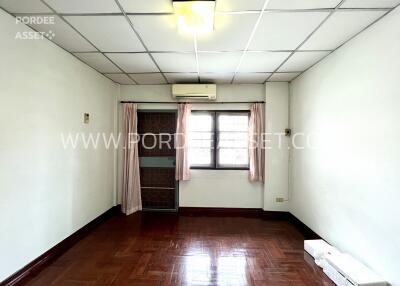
[249,103,265,182]
[175,104,192,181]
[121,103,142,215]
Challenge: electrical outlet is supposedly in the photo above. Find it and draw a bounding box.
[276,198,284,203]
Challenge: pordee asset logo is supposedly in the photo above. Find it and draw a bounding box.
[14,16,56,40]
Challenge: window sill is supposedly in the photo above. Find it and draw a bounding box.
[190,167,249,171]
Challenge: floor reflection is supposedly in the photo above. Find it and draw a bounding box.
[183,246,248,285]
[217,256,247,285]
[184,255,212,285]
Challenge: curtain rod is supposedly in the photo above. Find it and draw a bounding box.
[120,101,265,104]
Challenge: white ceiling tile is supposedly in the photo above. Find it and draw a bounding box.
[105,53,158,73]
[278,51,329,72]
[198,52,242,73]
[302,11,386,50]
[74,52,121,73]
[197,14,257,51]
[269,72,300,82]
[200,73,234,84]
[0,0,51,13]
[152,53,197,72]
[45,0,120,13]
[249,11,329,50]
[239,51,290,72]
[129,15,194,52]
[27,15,96,52]
[105,73,135,84]
[267,0,341,9]
[341,0,400,8]
[216,0,265,11]
[165,73,198,83]
[234,73,271,84]
[119,0,173,13]
[65,16,145,52]
[129,73,167,84]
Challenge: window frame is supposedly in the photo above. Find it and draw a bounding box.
[189,110,250,170]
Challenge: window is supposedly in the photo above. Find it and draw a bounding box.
[188,111,249,169]
[216,112,249,168]
[188,112,215,168]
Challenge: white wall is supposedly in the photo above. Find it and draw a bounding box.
[264,83,290,211]
[180,170,263,208]
[289,7,400,285]
[0,10,117,281]
[117,84,264,208]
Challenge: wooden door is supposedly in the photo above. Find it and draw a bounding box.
[137,111,177,211]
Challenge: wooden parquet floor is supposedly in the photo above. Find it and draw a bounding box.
[23,212,334,286]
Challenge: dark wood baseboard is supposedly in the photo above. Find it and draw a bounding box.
[0,205,121,286]
[262,211,291,220]
[287,213,321,240]
[179,207,264,217]
[179,207,293,220]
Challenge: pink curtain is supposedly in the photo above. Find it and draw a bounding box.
[249,103,265,182]
[122,103,142,215]
[175,103,192,181]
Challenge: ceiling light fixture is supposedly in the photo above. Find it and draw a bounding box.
[173,0,215,35]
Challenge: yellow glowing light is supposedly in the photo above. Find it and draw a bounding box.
[173,1,215,35]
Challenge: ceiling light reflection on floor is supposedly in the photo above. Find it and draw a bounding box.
[184,255,212,284]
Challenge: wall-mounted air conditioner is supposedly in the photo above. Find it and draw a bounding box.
[172,84,217,100]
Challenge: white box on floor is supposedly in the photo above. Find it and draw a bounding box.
[323,261,348,286]
[325,253,387,286]
[304,239,338,259]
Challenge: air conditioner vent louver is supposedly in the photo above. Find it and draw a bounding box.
[172,84,217,100]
